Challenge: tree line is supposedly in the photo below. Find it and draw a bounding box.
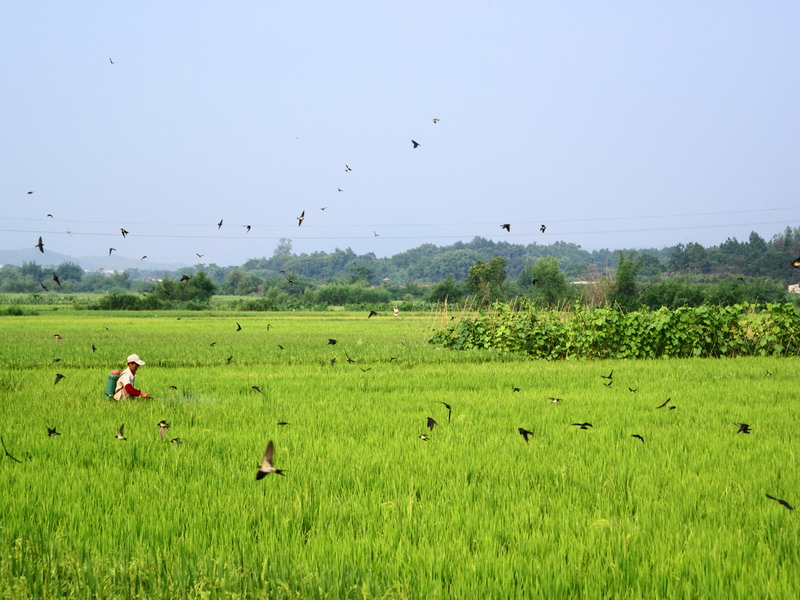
[1,227,799,310]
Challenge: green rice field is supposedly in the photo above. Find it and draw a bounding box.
[1,310,798,598]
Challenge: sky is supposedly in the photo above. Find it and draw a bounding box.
[2,1,800,268]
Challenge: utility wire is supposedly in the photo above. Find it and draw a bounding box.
[2,219,796,242]
[1,206,799,230]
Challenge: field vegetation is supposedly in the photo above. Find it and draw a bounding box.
[1,310,798,598]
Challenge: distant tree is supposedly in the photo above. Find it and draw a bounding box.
[608,251,642,311]
[150,271,216,305]
[234,273,263,295]
[518,257,570,307]
[273,238,293,257]
[109,271,131,290]
[20,261,45,280]
[640,278,706,309]
[428,276,465,303]
[349,265,375,285]
[56,261,83,282]
[466,257,507,304]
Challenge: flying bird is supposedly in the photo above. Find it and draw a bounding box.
[35,237,44,253]
[297,211,305,226]
[374,230,380,237]
[540,224,546,233]
[631,434,645,443]
[360,367,371,372]
[141,256,147,260]
[435,401,452,422]
[571,423,593,429]
[27,191,33,194]
[236,322,242,331]
[158,420,170,440]
[765,494,794,510]
[344,164,352,172]
[52,273,61,286]
[513,387,521,392]
[1,437,22,463]
[368,310,378,318]
[170,438,183,445]
[736,423,752,434]
[54,334,62,342]
[549,397,561,403]
[320,207,327,211]
[217,219,223,229]
[47,427,61,437]
[344,351,356,363]
[601,371,613,380]
[412,140,420,148]
[501,224,511,232]
[244,225,251,233]
[41,283,48,291]
[277,421,289,426]
[46,213,53,218]
[196,253,204,258]
[518,427,534,443]
[330,358,337,366]
[120,228,129,238]
[792,257,800,268]
[418,434,429,441]
[277,345,284,350]
[115,424,127,441]
[656,398,672,409]
[629,387,638,393]
[328,339,337,345]
[256,440,285,479]
[427,417,438,431]
[432,118,439,123]
[337,188,343,192]
[109,248,116,256]
[91,344,97,352]
[54,373,65,385]
[52,358,61,363]
[168,385,177,390]
[109,58,114,64]
[603,381,613,388]
[252,386,264,394]
[180,274,190,282]
[226,356,233,364]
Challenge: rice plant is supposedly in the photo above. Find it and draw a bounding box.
[0,311,798,598]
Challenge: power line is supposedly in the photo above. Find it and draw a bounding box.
[1,205,799,230]
[1,219,796,242]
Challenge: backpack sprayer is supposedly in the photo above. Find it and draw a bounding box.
[105,370,121,399]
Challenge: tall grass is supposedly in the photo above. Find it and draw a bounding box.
[0,311,798,598]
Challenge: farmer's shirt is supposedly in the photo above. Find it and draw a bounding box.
[114,367,142,400]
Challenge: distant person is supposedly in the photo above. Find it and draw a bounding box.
[393,306,399,317]
[113,354,150,401]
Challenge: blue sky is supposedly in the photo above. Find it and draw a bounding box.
[2,1,800,267]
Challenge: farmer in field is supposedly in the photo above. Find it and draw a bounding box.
[113,354,151,401]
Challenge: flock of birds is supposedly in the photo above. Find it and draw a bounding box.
[26,117,452,270]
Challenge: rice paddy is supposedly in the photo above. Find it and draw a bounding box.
[1,310,798,599]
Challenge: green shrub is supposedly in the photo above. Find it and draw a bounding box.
[430,301,800,359]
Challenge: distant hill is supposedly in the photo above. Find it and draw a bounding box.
[0,248,188,272]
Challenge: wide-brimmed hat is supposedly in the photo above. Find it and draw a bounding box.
[126,354,146,365]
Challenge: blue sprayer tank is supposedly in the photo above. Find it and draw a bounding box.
[105,370,121,398]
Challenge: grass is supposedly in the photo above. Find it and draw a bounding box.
[1,310,799,598]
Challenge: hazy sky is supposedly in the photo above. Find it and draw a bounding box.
[2,1,800,267]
